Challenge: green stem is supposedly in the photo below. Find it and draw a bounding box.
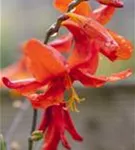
[28,109,38,150]
[44,0,88,44]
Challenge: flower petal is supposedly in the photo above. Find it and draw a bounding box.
[49,33,73,53]
[93,5,115,25]
[27,80,65,109]
[0,57,29,87]
[53,0,92,16]
[61,133,71,150]
[71,69,132,87]
[42,105,64,150]
[108,30,133,60]
[64,108,83,141]
[66,13,119,53]
[38,110,50,132]
[107,69,132,82]
[71,69,107,87]
[24,39,67,82]
[2,77,46,93]
[63,20,99,74]
[96,0,124,8]
[43,125,60,150]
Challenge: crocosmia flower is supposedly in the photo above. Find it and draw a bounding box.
[2,38,132,109]
[1,0,133,150]
[38,103,83,150]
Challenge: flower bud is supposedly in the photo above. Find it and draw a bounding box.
[31,130,43,141]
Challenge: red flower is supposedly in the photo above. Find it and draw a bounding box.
[38,103,83,150]
[2,39,67,108]
[2,39,132,110]
[53,0,133,62]
[63,12,133,61]
[54,0,124,14]
[1,1,133,150]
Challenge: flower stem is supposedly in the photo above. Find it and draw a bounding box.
[44,0,88,44]
[28,109,38,150]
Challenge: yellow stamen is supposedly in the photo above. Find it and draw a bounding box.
[67,86,85,112]
[65,74,85,112]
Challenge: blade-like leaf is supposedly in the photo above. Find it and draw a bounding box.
[0,134,7,150]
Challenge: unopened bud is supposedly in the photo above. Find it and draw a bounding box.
[31,130,43,141]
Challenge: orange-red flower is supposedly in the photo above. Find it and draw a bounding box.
[0,34,73,88]
[54,0,133,62]
[2,39,68,109]
[1,1,133,150]
[62,12,133,63]
[38,103,83,150]
[2,39,132,110]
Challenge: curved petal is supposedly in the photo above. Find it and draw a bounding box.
[38,110,50,132]
[49,33,73,53]
[64,108,83,141]
[71,69,132,87]
[27,80,65,109]
[23,39,67,82]
[0,57,29,87]
[53,0,92,16]
[63,20,99,74]
[43,124,60,150]
[66,13,119,54]
[96,0,124,8]
[42,104,71,150]
[107,69,132,82]
[71,69,107,87]
[93,5,115,25]
[108,30,133,60]
[2,77,47,93]
[61,133,71,149]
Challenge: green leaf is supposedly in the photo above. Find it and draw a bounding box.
[0,134,7,150]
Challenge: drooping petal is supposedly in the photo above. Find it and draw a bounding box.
[96,0,124,8]
[107,69,132,82]
[64,108,83,141]
[49,33,73,53]
[38,110,50,132]
[38,104,82,150]
[24,39,67,82]
[43,124,60,150]
[0,57,29,87]
[71,69,107,87]
[108,30,133,60]
[66,13,119,53]
[61,133,71,149]
[93,5,115,25]
[71,69,132,87]
[2,77,46,93]
[63,20,92,66]
[62,20,99,74]
[53,0,92,16]
[42,105,65,150]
